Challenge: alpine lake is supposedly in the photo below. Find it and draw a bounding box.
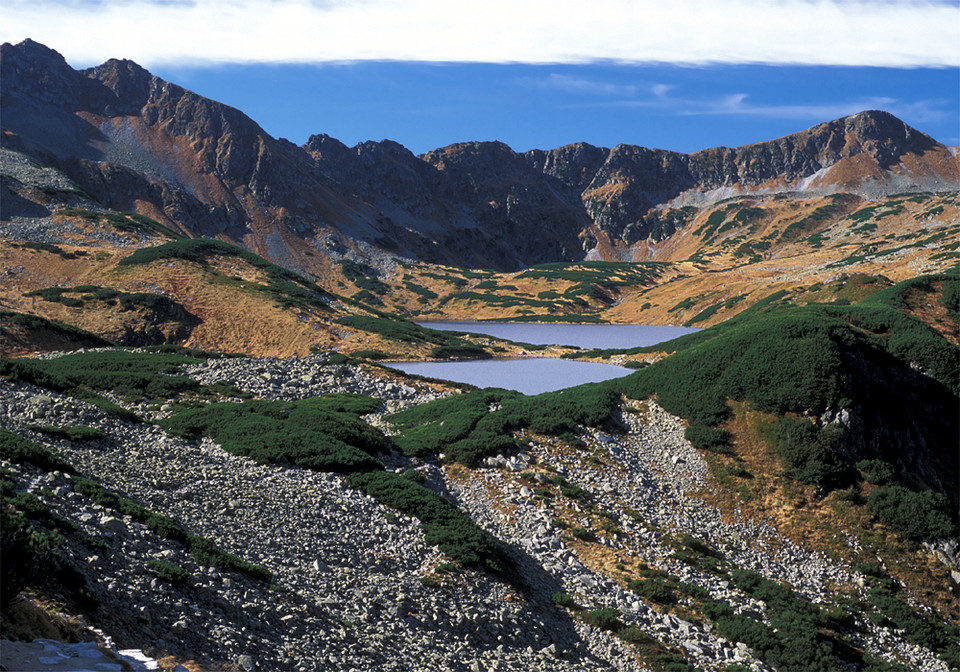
[386,322,698,395]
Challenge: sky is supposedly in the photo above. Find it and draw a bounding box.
[3,0,959,154]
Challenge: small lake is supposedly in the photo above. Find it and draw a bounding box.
[386,358,634,395]
[387,322,699,395]
[416,322,698,350]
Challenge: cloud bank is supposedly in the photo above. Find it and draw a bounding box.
[2,0,958,68]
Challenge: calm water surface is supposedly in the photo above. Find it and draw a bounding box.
[388,322,698,394]
[387,358,633,395]
[416,322,698,350]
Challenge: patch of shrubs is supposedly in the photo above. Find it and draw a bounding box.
[23,286,185,316]
[857,458,896,485]
[26,425,106,442]
[340,259,389,295]
[13,241,87,260]
[430,345,491,360]
[0,503,57,609]
[867,586,960,668]
[696,568,879,671]
[0,428,76,474]
[334,315,470,349]
[0,350,203,409]
[773,417,851,489]
[350,349,393,360]
[627,578,676,605]
[865,484,957,541]
[387,384,619,467]
[160,397,387,474]
[146,559,191,585]
[583,607,621,631]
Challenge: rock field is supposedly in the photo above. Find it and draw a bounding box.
[0,352,949,671]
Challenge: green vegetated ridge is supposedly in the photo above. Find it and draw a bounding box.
[160,395,387,473]
[58,208,183,240]
[118,238,333,312]
[24,285,187,315]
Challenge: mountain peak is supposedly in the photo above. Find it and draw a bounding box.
[83,58,155,113]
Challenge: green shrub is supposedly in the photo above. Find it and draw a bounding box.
[774,417,851,488]
[402,468,425,483]
[146,559,191,585]
[571,527,592,541]
[583,608,621,631]
[628,578,676,605]
[27,425,106,442]
[430,345,491,360]
[551,592,576,608]
[350,350,393,360]
[160,397,386,474]
[684,425,732,453]
[865,485,957,541]
[185,533,272,582]
[0,506,56,608]
[0,429,76,473]
[857,459,896,485]
[0,350,202,402]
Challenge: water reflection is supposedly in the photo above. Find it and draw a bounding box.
[417,321,697,350]
[386,358,633,395]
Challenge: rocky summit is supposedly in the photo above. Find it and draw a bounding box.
[1,38,958,672]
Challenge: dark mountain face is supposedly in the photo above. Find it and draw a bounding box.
[2,40,956,272]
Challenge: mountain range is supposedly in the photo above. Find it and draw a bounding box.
[2,38,957,276]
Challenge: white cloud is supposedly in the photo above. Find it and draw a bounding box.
[2,0,958,68]
[540,74,639,96]
[553,80,953,126]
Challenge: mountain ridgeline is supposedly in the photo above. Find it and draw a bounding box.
[2,39,957,273]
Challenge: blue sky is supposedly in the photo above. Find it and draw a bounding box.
[4,0,959,153]
[155,62,960,154]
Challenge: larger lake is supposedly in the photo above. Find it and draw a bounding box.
[387,323,699,395]
[416,322,698,350]
[388,358,633,395]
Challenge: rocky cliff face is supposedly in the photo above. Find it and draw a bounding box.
[2,39,957,272]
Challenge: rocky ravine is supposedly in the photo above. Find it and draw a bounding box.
[0,353,950,671]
